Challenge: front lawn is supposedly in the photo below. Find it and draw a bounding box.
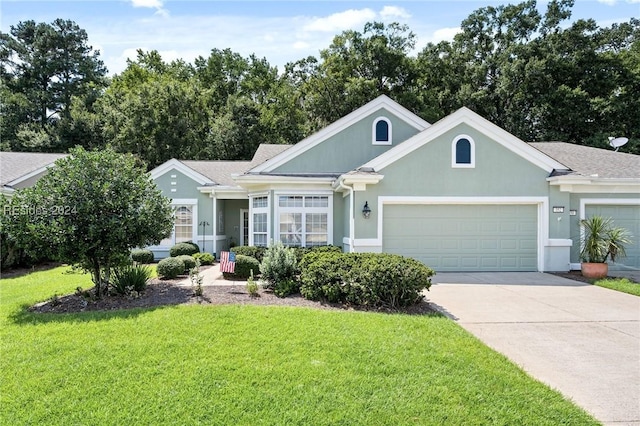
[594,277,640,296]
[0,267,598,425]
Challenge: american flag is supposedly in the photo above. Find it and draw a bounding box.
[220,251,236,273]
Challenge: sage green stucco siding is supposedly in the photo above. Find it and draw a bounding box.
[378,124,550,197]
[383,204,538,271]
[353,123,557,271]
[152,169,214,256]
[273,108,422,174]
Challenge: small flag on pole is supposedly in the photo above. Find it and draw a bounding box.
[220,251,236,273]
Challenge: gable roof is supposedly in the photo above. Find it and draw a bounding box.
[530,142,640,179]
[248,95,431,174]
[150,144,292,188]
[0,152,68,188]
[361,107,568,173]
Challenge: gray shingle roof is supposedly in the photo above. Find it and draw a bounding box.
[529,142,640,179]
[0,152,68,187]
[180,144,292,187]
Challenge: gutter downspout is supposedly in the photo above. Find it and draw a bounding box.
[211,192,217,256]
[337,180,355,253]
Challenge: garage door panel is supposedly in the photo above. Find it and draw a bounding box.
[586,205,640,269]
[383,204,538,272]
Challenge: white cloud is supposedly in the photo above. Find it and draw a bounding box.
[131,0,169,18]
[380,6,411,19]
[293,41,310,50]
[430,27,461,43]
[597,0,617,5]
[131,0,163,8]
[303,8,376,33]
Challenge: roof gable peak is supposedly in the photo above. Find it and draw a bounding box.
[248,95,430,174]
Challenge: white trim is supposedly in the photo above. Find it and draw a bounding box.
[362,107,567,173]
[579,198,640,220]
[7,162,60,187]
[249,193,270,247]
[239,209,249,246]
[150,159,213,185]
[273,191,334,247]
[249,95,430,173]
[372,116,392,145]
[545,239,573,247]
[451,134,475,168]
[373,196,549,272]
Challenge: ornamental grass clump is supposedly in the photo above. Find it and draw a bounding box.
[111,264,152,296]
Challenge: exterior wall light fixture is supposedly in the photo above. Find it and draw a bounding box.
[362,201,371,219]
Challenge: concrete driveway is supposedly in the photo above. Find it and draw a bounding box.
[427,272,640,426]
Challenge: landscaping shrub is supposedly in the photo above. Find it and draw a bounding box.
[193,252,215,265]
[177,255,196,272]
[222,255,260,280]
[170,242,199,257]
[273,279,299,298]
[183,241,200,253]
[260,241,297,290]
[131,248,154,264]
[157,257,185,279]
[111,264,152,295]
[300,252,434,309]
[293,245,342,264]
[231,246,267,262]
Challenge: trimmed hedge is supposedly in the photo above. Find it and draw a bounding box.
[170,242,199,257]
[177,255,196,271]
[131,248,154,264]
[231,244,342,266]
[231,246,267,263]
[157,257,185,279]
[222,254,260,280]
[193,252,215,265]
[300,252,434,309]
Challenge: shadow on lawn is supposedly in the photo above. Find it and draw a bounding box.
[7,283,197,325]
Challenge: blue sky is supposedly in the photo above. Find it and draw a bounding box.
[2,1,639,75]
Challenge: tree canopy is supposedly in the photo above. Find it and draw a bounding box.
[1,1,638,161]
[3,147,173,297]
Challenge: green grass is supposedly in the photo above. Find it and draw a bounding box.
[594,277,640,296]
[1,267,598,425]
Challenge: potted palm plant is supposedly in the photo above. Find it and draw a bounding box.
[580,215,632,279]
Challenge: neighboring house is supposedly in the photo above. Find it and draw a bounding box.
[133,96,640,271]
[0,152,68,198]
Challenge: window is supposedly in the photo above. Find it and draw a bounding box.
[250,195,269,247]
[276,194,331,247]
[159,202,197,246]
[372,117,392,145]
[452,135,475,168]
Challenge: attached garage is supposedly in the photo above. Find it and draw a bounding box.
[382,203,539,271]
[584,203,640,269]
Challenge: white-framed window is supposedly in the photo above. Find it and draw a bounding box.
[250,194,269,247]
[276,193,332,247]
[452,134,475,168]
[159,199,198,246]
[372,116,392,145]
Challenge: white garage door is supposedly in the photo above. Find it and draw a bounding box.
[585,204,640,269]
[383,204,538,271]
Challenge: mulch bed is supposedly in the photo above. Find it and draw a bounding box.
[22,265,623,316]
[28,272,438,316]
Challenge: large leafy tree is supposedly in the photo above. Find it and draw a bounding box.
[286,22,420,129]
[0,19,107,151]
[4,147,173,297]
